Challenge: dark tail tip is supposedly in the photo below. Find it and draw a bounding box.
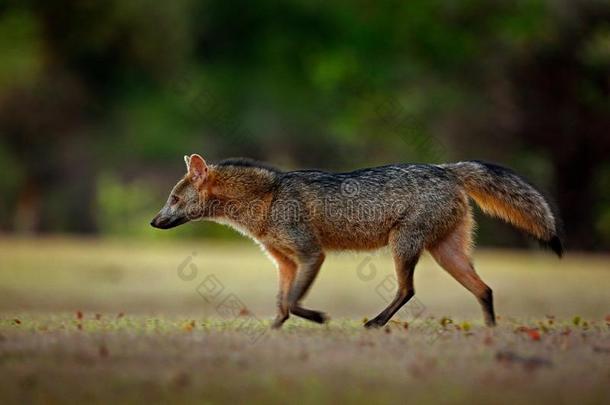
[542,235,564,258]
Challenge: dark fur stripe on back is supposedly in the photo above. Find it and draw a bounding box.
[217,158,281,172]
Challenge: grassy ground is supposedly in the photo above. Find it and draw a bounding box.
[0,237,609,404]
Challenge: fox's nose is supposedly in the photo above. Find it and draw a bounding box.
[150,214,161,228]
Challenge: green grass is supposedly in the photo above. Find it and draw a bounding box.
[0,237,609,404]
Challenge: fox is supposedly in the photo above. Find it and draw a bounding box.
[151,154,563,329]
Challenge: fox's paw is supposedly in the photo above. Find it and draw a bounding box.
[271,314,289,329]
[364,318,386,329]
[290,306,329,324]
[308,310,329,324]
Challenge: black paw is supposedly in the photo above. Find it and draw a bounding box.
[309,310,329,324]
[364,318,385,329]
[290,306,330,324]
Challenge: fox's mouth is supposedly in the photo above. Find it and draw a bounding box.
[150,214,189,229]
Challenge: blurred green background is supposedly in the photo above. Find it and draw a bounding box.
[0,0,609,251]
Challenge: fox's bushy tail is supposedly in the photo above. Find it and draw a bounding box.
[448,160,563,257]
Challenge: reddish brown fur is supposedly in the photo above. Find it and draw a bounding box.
[428,215,496,326]
[467,188,546,240]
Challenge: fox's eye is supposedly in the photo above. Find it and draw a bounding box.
[170,195,180,205]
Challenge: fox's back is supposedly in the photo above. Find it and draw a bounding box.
[271,164,468,250]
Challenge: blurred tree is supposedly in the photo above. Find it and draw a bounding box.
[0,0,608,250]
[509,3,610,249]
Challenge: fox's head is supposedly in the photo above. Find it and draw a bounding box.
[150,154,209,229]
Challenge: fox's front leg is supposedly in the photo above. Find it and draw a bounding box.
[265,244,328,327]
[287,251,329,324]
[265,246,296,329]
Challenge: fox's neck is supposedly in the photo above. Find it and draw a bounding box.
[204,165,277,237]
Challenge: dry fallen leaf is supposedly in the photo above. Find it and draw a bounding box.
[527,329,541,341]
[515,326,541,341]
[238,308,252,317]
[76,311,83,320]
[182,320,195,332]
[440,317,453,327]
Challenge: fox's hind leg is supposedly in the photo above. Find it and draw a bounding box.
[364,227,422,329]
[428,216,496,326]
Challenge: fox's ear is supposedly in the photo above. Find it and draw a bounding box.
[184,155,190,171]
[187,154,208,185]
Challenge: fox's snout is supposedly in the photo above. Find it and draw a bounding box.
[149,213,167,229]
[150,213,163,228]
[150,213,188,229]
